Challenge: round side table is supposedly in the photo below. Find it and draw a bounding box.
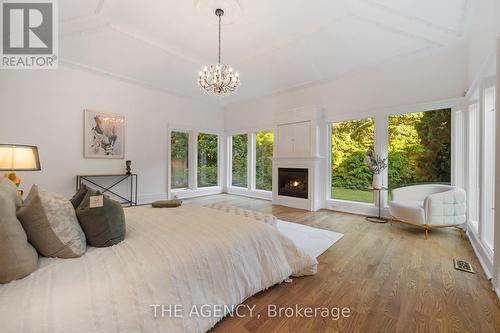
[365,187,388,223]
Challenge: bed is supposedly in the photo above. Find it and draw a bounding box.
[0,204,317,333]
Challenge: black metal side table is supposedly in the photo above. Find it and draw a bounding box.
[366,187,388,223]
[76,174,138,206]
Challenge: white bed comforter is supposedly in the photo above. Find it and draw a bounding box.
[0,204,317,333]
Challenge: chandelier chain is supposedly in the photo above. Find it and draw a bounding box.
[218,14,221,65]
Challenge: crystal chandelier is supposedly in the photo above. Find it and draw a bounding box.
[198,9,240,97]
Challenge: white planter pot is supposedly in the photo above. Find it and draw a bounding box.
[372,174,383,189]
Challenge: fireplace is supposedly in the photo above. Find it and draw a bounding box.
[278,168,308,199]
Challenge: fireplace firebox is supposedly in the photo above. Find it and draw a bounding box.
[278,168,308,199]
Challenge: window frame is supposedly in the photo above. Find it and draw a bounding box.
[387,108,453,194]
[479,83,496,254]
[328,116,376,205]
[255,131,274,192]
[325,99,461,216]
[229,133,250,189]
[168,126,223,199]
[170,129,190,190]
[466,102,480,234]
[197,132,220,188]
[226,128,274,200]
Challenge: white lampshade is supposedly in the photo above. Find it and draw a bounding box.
[0,144,41,171]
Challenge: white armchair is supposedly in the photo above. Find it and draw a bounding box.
[388,184,466,239]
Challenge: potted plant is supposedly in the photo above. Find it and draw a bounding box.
[365,150,388,189]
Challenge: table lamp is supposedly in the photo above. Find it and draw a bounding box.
[0,144,41,187]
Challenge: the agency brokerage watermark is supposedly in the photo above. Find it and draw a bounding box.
[1,0,58,69]
[151,304,352,321]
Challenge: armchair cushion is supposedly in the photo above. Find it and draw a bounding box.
[425,188,466,226]
[392,184,454,202]
[388,200,425,225]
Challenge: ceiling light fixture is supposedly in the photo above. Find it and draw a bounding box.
[198,8,240,97]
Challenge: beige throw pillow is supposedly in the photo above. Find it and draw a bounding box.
[0,178,38,283]
[17,185,87,258]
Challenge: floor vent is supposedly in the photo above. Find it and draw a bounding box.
[454,259,475,273]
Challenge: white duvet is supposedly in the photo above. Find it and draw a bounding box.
[0,204,317,333]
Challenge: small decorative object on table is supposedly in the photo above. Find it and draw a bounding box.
[125,160,132,175]
[365,149,387,189]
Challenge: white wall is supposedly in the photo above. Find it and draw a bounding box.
[0,66,223,201]
[224,47,467,130]
[465,0,500,87]
[495,37,500,298]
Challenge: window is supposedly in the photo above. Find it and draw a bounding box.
[481,86,496,251]
[171,131,189,189]
[331,118,374,203]
[197,133,218,187]
[255,131,273,191]
[231,134,248,187]
[388,109,451,193]
[467,103,480,232]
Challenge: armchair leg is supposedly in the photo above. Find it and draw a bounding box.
[425,229,429,240]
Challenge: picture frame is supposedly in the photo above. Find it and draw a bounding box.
[84,110,125,159]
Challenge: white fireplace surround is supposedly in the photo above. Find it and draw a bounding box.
[272,107,327,211]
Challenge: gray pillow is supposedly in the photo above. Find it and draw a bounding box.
[70,184,88,209]
[76,189,126,247]
[17,185,87,258]
[0,178,38,283]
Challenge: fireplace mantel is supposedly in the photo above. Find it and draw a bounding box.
[271,108,327,211]
[272,155,326,211]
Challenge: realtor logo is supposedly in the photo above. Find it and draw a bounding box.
[1,0,58,69]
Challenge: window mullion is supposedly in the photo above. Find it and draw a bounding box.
[249,132,256,191]
[189,131,198,190]
[374,114,388,207]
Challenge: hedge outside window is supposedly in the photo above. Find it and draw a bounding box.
[232,134,248,187]
[198,133,218,187]
[171,131,189,189]
[255,132,273,191]
[388,109,451,194]
[331,119,374,203]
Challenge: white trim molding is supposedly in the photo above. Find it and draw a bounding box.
[226,187,272,201]
[494,37,500,299]
[172,186,223,200]
[467,226,494,280]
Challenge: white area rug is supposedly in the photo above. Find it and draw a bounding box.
[276,220,344,258]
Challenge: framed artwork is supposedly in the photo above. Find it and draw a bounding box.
[84,110,125,159]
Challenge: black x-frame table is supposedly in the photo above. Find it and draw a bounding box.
[76,174,138,206]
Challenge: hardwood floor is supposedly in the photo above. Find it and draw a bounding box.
[186,194,500,333]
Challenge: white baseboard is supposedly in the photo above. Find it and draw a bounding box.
[467,228,498,301]
[325,199,389,217]
[172,187,223,200]
[226,187,272,200]
[137,193,168,205]
[466,225,494,280]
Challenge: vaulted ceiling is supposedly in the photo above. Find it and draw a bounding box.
[60,0,474,105]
